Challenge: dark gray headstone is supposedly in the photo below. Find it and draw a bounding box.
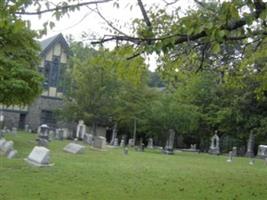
[246,133,255,157]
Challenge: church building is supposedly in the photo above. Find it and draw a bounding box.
[0,33,69,131]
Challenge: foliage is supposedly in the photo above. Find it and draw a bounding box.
[62,43,148,134]
[0,1,43,105]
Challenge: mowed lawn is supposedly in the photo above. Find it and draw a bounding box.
[1,133,267,200]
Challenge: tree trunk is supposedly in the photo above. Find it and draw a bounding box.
[133,118,137,146]
[92,121,97,136]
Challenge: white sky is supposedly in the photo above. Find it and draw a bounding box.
[23,0,195,71]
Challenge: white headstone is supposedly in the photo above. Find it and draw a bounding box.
[147,138,153,149]
[227,151,233,162]
[7,150,17,159]
[0,138,6,149]
[25,146,53,167]
[76,120,86,139]
[94,136,106,149]
[232,146,237,156]
[1,141,14,155]
[249,159,255,165]
[24,124,29,132]
[84,133,93,145]
[128,138,134,147]
[11,127,17,135]
[114,138,119,146]
[64,143,85,154]
[209,133,220,155]
[0,113,4,122]
[257,145,267,158]
[120,139,125,147]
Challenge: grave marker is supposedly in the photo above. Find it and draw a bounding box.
[25,146,53,167]
[64,143,85,154]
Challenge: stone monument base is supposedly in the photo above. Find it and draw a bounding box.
[163,148,174,155]
[209,148,220,155]
[24,158,54,167]
[245,151,254,158]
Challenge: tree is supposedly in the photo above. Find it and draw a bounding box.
[62,43,148,135]
[92,1,267,76]
[0,1,43,105]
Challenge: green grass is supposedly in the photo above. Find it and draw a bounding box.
[1,133,267,200]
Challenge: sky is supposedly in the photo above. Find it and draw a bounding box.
[23,0,195,71]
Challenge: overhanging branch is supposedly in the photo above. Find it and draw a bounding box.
[15,0,113,15]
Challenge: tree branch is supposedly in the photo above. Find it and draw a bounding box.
[15,0,113,15]
[137,0,152,28]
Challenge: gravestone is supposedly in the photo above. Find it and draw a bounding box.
[7,150,17,159]
[25,146,53,167]
[0,112,4,130]
[49,130,56,140]
[128,138,134,147]
[0,138,6,149]
[164,129,175,155]
[139,138,145,152]
[120,139,125,147]
[76,120,86,139]
[110,123,117,145]
[232,146,237,157]
[190,144,197,150]
[147,138,153,149]
[249,158,255,165]
[37,124,49,147]
[1,141,14,155]
[113,138,119,146]
[227,151,233,162]
[60,128,69,139]
[11,127,17,135]
[208,132,220,155]
[56,129,64,140]
[123,147,128,155]
[257,145,267,159]
[83,133,93,145]
[24,124,29,132]
[93,136,106,149]
[246,132,255,157]
[64,143,85,154]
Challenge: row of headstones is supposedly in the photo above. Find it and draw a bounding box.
[25,136,107,167]
[0,127,18,136]
[109,138,153,148]
[0,138,17,159]
[209,132,267,158]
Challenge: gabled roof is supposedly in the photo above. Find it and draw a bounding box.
[39,33,69,57]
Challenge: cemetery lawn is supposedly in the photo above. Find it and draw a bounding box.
[1,133,267,200]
